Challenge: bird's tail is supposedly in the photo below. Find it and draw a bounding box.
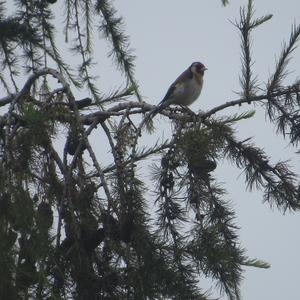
[142,99,172,131]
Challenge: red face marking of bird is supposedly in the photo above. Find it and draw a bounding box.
[190,62,207,76]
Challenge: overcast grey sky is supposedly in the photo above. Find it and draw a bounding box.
[111,1,300,299]
[4,0,300,299]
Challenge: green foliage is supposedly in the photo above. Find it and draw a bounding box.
[0,0,299,299]
[243,258,270,269]
[95,0,142,102]
[222,110,255,123]
[267,24,300,94]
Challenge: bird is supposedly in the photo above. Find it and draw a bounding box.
[159,61,207,108]
[144,62,207,129]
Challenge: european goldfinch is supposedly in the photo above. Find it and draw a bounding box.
[159,62,207,107]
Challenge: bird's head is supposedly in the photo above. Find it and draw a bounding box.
[190,62,207,77]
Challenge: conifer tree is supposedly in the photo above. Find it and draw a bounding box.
[0,0,299,299]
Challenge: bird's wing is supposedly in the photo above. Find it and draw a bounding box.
[159,68,193,105]
[160,83,177,104]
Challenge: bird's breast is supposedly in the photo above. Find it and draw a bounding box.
[173,77,203,106]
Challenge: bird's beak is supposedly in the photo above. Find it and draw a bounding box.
[202,67,208,71]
